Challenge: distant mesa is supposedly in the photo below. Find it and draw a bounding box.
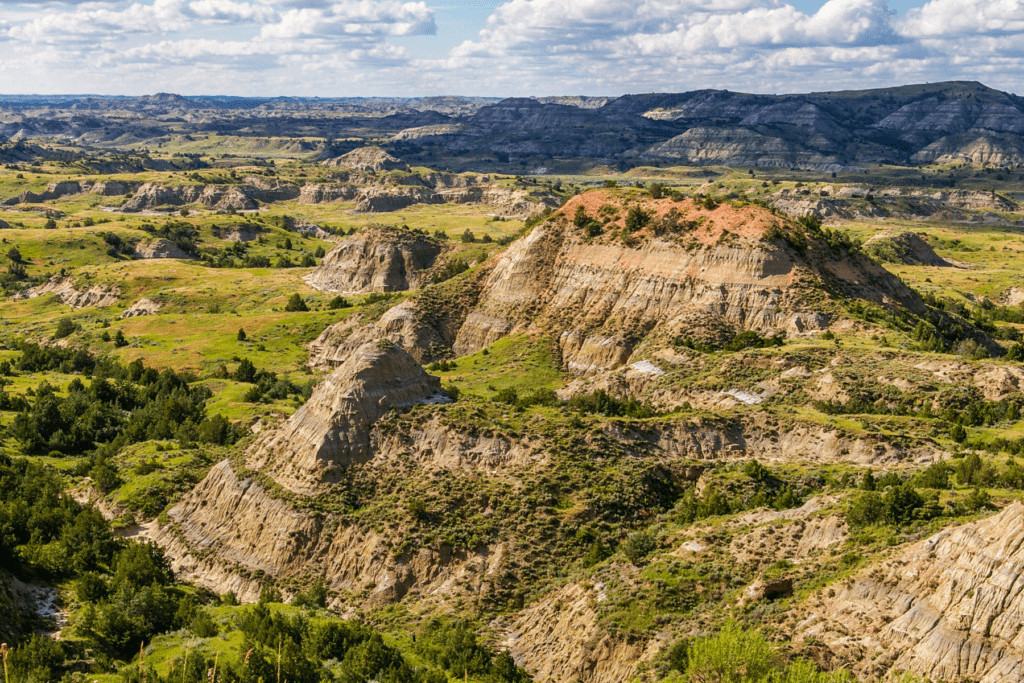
[322,146,409,173]
[136,92,191,105]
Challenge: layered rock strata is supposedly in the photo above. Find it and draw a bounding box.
[304,225,443,293]
[797,503,1024,683]
[245,341,446,495]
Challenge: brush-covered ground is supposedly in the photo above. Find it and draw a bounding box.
[2,148,1024,683]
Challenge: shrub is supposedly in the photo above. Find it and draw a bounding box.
[258,584,283,604]
[328,295,352,309]
[53,317,77,340]
[846,490,885,527]
[625,208,651,232]
[237,328,247,341]
[285,293,309,312]
[292,576,329,608]
[461,229,476,243]
[883,483,924,525]
[683,621,774,683]
[622,531,657,565]
[963,487,995,512]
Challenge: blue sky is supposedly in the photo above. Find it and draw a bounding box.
[0,0,1021,97]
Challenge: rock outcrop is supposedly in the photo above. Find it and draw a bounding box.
[120,297,162,318]
[796,503,1024,683]
[304,225,443,293]
[450,191,923,376]
[245,341,446,495]
[1,180,133,205]
[15,276,119,308]
[134,239,192,259]
[863,231,953,266]
[771,186,1019,224]
[297,184,360,204]
[119,179,299,212]
[322,146,409,172]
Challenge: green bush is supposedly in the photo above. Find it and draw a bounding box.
[622,531,657,565]
[53,316,77,340]
[285,293,309,312]
[328,295,352,309]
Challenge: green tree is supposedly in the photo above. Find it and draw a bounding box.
[285,293,309,312]
[6,246,22,262]
[53,316,77,340]
[847,491,885,527]
[237,328,247,341]
[113,329,128,347]
[950,423,968,443]
[460,229,476,243]
[625,208,651,232]
[883,483,924,525]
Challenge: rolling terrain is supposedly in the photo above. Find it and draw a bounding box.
[2,84,1024,683]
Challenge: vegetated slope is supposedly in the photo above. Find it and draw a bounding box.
[863,230,953,266]
[304,224,445,293]
[312,189,969,378]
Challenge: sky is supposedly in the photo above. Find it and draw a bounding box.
[0,0,1021,97]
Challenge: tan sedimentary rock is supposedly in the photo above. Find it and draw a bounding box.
[245,341,445,495]
[15,275,119,308]
[119,180,299,212]
[495,582,647,683]
[303,224,443,293]
[452,192,919,376]
[134,239,192,259]
[120,297,162,318]
[796,503,1024,683]
[863,230,953,266]
[322,146,409,172]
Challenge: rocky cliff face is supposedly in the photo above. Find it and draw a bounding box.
[448,191,923,376]
[245,341,446,495]
[771,186,1020,224]
[120,180,300,212]
[14,275,119,307]
[304,224,444,293]
[322,146,409,172]
[796,503,1024,683]
[134,239,193,259]
[1,179,132,205]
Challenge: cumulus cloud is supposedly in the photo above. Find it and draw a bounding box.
[188,0,276,23]
[0,0,1024,96]
[260,0,434,39]
[897,0,1024,37]
[434,0,1024,94]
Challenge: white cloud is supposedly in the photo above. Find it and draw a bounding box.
[260,1,434,39]
[1,0,1024,96]
[897,0,1024,38]
[188,0,275,23]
